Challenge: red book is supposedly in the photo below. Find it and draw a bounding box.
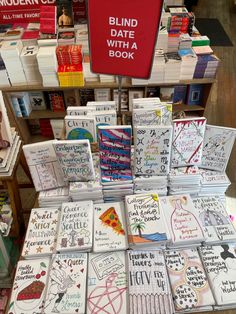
[47,91,65,112]
[40,5,56,34]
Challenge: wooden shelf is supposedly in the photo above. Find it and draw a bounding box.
[1,78,216,92]
[21,110,66,120]
[29,135,54,143]
[173,104,205,112]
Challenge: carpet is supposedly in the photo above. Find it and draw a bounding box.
[195,18,233,46]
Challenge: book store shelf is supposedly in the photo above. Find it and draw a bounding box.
[2,77,216,144]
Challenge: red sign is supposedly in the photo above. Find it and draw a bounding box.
[0,0,56,24]
[88,0,163,79]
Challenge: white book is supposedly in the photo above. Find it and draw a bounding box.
[0,129,17,169]
[171,118,206,167]
[134,125,172,175]
[0,91,13,145]
[93,202,128,252]
[159,194,205,246]
[10,96,22,117]
[193,196,236,243]
[94,88,111,101]
[66,106,94,116]
[125,193,170,247]
[87,251,128,314]
[199,244,236,306]
[88,110,117,140]
[201,124,236,171]
[53,140,95,182]
[165,248,215,312]
[44,253,87,314]
[128,250,174,314]
[21,208,60,259]
[65,115,96,143]
[133,108,163,127]
[56,201,93,252]
[23,140,65,191]
[29,91,47,110]
[86,101,116,111]
[8,258,50,314]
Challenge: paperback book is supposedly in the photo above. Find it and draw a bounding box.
[199,244,236,307]
[125,193,170,247]
[201,124,236,172]
[65,115,96,143]
[128,250,174,314]
[88,110,117,140]
[21,208,60,259]
[8,258,50,314]
[93,202,128,252]
[101,169,133,185]
[134,125,172,175]
[133,108,163,127]
[171,118,206,167]
[56,201,93,252]
[193,196,236,243]
[87,251,128,314]
[165,248,215,312]
[0,91,13,145]
[23,141,65,191]
[53,140,95,182]
[98,125,132,170]
[43,253,87,314]
[159,194,205,247]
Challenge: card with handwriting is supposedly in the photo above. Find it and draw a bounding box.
[44,253,87,314]
[128,250,174,314]
[53,139,95,182]
[199,245,236,306]
[87,251,127,314]
[8,258,50,314]
[171,118,206,167]
[165,248,215,311]
[134,125,172,175]
[93,202,128,252]
[56,201,93,252]
[201,125,236,171]
[21,208,60,259]
[132,108,163,127]
[159,195,204,246]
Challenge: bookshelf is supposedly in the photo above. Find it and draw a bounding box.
[2,78,216,144]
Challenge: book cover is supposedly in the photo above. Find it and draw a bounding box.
[201,124,236,172]
[40,5,57,34]
[98,126,132,170]
[101,169,133,184]
[160,87,174,101]
[67,107,93,116]
[88,110,117,140]
[65,116,96,143]
[94,88,111,101]
[93,202,128,252]
[53,139,95,182]
[0,91,13,145]
[8,258,50,314]
[186,84,203,105]
[56,201,93,252]
[10,96,22,117]
[47,91,65,112]
[199,244,236,306]
[23,141,65,192]
[63,89,78,107]
[79,89,95,106]
[57,0,74,28]
[29,92,46,111]
[43,253,87,314]
[171,118,206,167]
[86,101,116,111]
[173,85,187,104]
[165,248,215,311]
[133,108,162,127]
[193,196,236,243]
[128,250,174,314]
[128,90,144,111]
[134,125,172,175]
[21,208,60,259]
[87,251,128,314]
[159,195,205,246]
[125,193,170,247]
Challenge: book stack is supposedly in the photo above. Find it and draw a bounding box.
[56,45,82,66]
[169,10,189,34]
[36,46,59,86]
[149,49,166,84]
[164,52,182,82]
[0,42,10,87]
[178,48,197,80]
[40,5,57,35]
[179,33,192,49]
[168,166,202,195]
[156,26,168,52]
[57,29,75,46]
[134,175,168,195]
[75,24,89,54]
[194,54,218,79]
[83,55,99,82]
[38,186,71,208]
[20,45,42,85]
[167,32,180,53]
[65,115,96,142]
[37,33,57,47]
[0,40,27,86]
[99,73,116,83]
[58,64,84,86]
[99,125,133,201]
[191,35,210,47]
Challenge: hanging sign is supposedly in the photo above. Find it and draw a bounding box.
[0,0,56,24]
[88,0,163,79]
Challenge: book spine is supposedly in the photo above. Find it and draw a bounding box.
[10,97,22,117]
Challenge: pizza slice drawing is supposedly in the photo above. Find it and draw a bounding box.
[99,207,125,235]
